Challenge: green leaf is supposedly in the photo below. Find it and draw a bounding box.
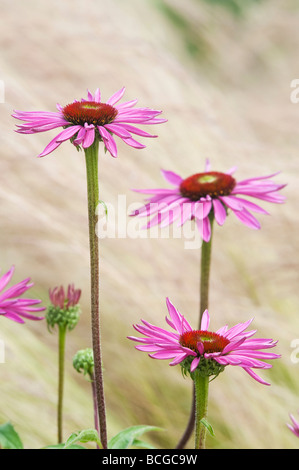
[43,443,86,449]
[64,429,102,449]
[97,199,108,218]
[108,425,162,450]
[200,418,215,437]
[132,438,156,449]
[0,422,23,449]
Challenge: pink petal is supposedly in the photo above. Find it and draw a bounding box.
[204,159,211,172]
[169,353,189,366]
[120,136,146,149]
[166,298,185,335]
[38,132,66,157]
[94,88,101,102]
[190,356,201,372]
[119,123,157,138]
[219,195,243,211]
[227,196,269,214]
[82,126,95,148]
[212,199,227,225]
[104,123,131,138]
[196,217,211,242]
[56,125,81,142]
[107,87,126,106]
[242,367,271,386]
[0,266,15,292]
[98,126,118,157]
[161,170,183,186]
[232,208,261,230]
[200,309,210,331]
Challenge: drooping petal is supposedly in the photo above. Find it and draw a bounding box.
[98,126,118,157]
[129,298,279,385]
[212,199,227,225]
[0,267,45,323]
[38,131,67,157]
[242,367,271,386]
[13,88,166,158]
[190,356,201,372]
[196,216,211,242]
[82,125,95,148]
[120,136,146,149]
[232,208,261,230]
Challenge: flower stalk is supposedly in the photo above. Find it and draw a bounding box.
[176,216,214,449]
[73,348,100,447]
[84,140,107,449]
[57,324,67,443]
[90,371,100,442]
[46,285,81,443]
[46,284,81,443]
[194,372,209,449]
[199,215,214,325]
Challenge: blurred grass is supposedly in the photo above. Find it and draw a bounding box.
[0,0,298,449]
[155,0,265,61]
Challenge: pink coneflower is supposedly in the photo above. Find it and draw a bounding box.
[128,298,280,385]
[287,412,299,438]
[47,284,81,332]
[0,266,45,323]
[131,160,286,242]
[13,87,166,158]
[49,284,81,309]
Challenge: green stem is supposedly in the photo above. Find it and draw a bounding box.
[194,373,209,449]
[84,141,107,449]
[89,371,100,449]
[176,215,214,449]
[199,216,214,326]
[57,324,67,443]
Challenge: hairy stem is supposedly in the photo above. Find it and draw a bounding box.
[194,373,209,449]
[84,141,107,449]
[90,371,101,448]
[199,216,214,325]
[57,324,67,443]
[176,216,214,449]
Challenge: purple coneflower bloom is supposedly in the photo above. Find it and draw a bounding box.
[13,87,166,158]
[49,284,81,309]
[131,160,286,242]
[287,412,299,438]
[0,266,45,323]
[128,298,280,385]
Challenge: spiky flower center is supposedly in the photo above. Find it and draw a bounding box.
[179,171,236,201]
[62,101,118,126]
[179,330,230,354]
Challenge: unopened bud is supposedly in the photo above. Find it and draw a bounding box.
[73,348,94,377]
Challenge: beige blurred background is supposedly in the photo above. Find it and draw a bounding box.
[0,0,298,449]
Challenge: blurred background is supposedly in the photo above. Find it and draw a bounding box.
[0,0,298,449]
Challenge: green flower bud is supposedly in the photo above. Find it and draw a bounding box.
[46,304,81,332]
[73,348,94,377]
[46,284,81,332]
